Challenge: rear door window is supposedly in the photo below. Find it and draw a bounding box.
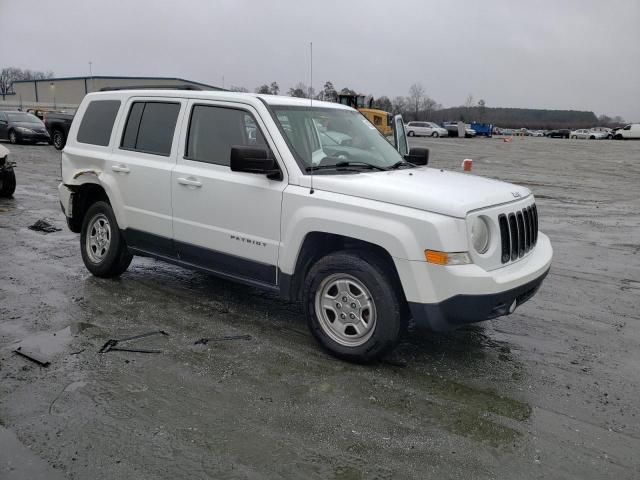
[77,100,121,146]
[121,101,180,156]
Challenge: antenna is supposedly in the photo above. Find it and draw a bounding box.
[309,41,314,195]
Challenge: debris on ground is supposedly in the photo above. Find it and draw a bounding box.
[98,330,169,354]
[194,334,252,345]
[13,347,51,367]
[28,219,61,233]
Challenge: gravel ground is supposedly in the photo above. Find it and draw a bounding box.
[1,137,639,479]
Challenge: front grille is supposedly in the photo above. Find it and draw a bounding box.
[499,203,538,264]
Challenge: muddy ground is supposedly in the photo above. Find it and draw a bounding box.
[1,137,639,479]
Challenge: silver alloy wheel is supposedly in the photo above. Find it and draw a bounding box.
[315,273,377,347]
[86,213,112,264]
[9,131,17,144]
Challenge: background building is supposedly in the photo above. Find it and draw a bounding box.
[1,75,222,112]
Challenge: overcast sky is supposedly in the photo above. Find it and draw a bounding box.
[1,0,638,120]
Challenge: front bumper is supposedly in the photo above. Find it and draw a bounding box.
[409,267,549,331]
[395,232,552,331]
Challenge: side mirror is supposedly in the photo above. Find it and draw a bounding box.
[405,147,429,166]
[230,146,282,180]
[0,120,7,125]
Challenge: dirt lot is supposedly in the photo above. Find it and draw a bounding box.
[1,137,639,479]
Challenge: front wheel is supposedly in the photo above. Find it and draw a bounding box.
[431,132,439,138]
[8,130,19,145]
[0,170,16,198]
[407,131,415,137]
[303,251,403,362]
[80,201,132,278]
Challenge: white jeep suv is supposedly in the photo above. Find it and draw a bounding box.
[58,89,552,361]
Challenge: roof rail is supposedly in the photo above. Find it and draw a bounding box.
[99,84,203,92]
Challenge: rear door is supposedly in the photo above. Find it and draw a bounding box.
[109,97,185,255]
[171,100,286,286]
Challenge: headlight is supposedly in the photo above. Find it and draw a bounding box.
[16,127,34,133]
[471,217,490,254]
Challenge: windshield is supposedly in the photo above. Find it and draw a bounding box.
[271,106,404,173]
[7,112,42,124]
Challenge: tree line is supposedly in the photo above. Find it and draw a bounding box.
[1,66,625,128]
[243,81,624,128]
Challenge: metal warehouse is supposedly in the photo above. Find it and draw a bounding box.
[1,76,222,112]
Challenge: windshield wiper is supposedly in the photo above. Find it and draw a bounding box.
[306,161,386,172]
[388,160,416,170]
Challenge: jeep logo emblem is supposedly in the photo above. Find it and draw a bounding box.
[511,191,522,198]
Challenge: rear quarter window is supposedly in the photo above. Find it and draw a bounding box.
[121,101,180,156]
[77,100,121,146]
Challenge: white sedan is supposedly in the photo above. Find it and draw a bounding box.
[570,129,607,140]
[405,121,449,137]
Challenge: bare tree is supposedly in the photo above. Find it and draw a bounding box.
[288,82,308,98]
[255,84,271,94]
[269,82,280,95]
[408,83,425,120]
[391,96,407,116]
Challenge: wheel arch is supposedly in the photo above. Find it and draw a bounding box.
[281,231,408,314]
[66,181,124,233]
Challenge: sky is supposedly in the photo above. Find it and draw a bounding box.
[1,0,638,120]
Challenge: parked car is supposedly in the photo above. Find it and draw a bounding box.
[44,112,75,150]
[0,111,51,144]
[529,130,545,137]
[0,144,16,197]
[570,129,607,140]
[546,129,571,138]
[405,121,448,137]
[442,122,476,138]
[58,89,552,362]
[613,124,640,140]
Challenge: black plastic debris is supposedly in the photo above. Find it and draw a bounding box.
[98,330,168,354]
[14,347,51,367]
[28,219,61,233]
[194,334,252,345]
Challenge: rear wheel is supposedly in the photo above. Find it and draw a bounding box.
[303,251,403,362]
[52,129,66,150]
[80,201,132,277]
[432,131,439,138]
[0,170,16,198]
[570,135,577,139]
[407,131,414,137]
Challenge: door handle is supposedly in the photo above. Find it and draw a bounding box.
[177,177,202,187]
[111,164,130,174]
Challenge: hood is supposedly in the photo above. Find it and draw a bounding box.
[311,167,531,218]
[0,144,9,158]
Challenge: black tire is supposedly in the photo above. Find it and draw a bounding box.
[52,129,66,150]
[614,134,623,140]
[80,201,132,278]
[303,250,403,362]
[407,131,415,137]
[589,136,595,140]
[432,132,439,138]
[8,130,19,145]
[0,170,16,198]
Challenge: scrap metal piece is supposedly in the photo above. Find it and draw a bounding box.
[194,334,252,345]
[13,347,51,367]
[98,330,169,354]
